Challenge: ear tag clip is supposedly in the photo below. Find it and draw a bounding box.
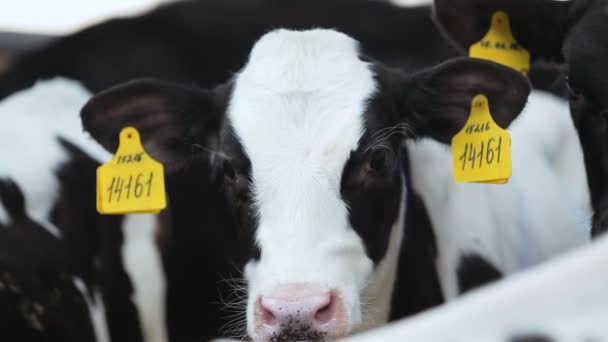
[452,95,512,184]
[469,11,530,75]
[97,127,167,214]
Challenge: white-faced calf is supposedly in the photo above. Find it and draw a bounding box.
[81,28,537,341]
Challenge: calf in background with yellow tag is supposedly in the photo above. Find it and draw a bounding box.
[0,80,117,341]
[0,76,255,342]
[433,0,608,238]
[81,29,589,341]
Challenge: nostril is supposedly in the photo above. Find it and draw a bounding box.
[258,298,279,327]
[255,286,346,340]
[314,292,335,325]
[261,305,277,325]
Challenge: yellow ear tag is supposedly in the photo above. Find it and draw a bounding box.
[96,127,167,214]
[469,11,530,75]
[452,95,511,184]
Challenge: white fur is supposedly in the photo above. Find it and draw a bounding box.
[74,277,110,342]
[229,29,384,336]
[406,90,591,298]
[0,78,110,230]
[121,213,168,342]
[342,234,608,342]
[0,79,167,341]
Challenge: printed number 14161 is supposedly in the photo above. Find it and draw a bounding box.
[105,172,154,204]
[458,136,503,171]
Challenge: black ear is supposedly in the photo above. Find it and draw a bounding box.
[404,57,531,143]
[81,78,227,166]
[432,0,576,63]
[563,9,608,108]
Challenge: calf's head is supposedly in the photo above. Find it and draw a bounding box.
[433,0,608,237]
[81,29,529,340]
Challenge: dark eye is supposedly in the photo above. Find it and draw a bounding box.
[368,148,395,173]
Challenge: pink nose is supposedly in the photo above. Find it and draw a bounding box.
[255,284,344,339]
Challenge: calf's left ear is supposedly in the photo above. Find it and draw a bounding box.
[80,78,226,167]
[402,57,530,143]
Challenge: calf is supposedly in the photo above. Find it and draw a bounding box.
[0,77,272,342]
[0,79,169,342]
[0,1,460,341]
[0,0,457,100]
[81,28,589,341]
[432,0,608,237]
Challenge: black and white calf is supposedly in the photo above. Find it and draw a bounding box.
[0,1,459,341]
[433,0,608,237]
[0,0,457,100]
[0,79,168,342]
[81,28,589,341]
[0,77,286,342]
[0,2,456,340]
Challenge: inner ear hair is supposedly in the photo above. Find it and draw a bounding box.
[81,78,228,166]
[403,57,530,143]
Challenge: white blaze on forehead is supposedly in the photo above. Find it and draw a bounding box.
[228,29,376,282]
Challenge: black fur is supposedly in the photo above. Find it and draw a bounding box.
[509,333,555,342]
[389,149,444,320]
[0,179,97,342]
[162,155,255,341]
[562,3,608,237]
[0,0,457,100]
[457,254,503,294]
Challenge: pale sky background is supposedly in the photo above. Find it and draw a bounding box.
[0,0,432,35]
[0,0,175,34]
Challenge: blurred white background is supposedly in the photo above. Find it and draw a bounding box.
[0,0,174,34]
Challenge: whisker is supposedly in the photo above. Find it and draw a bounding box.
[364,123,412,152]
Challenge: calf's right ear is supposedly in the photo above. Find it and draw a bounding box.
[433,0,576,62]
[81,78,226,166]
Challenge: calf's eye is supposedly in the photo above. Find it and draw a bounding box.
[368,148,395,173]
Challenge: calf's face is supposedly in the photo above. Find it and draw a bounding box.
[81,29,529,340]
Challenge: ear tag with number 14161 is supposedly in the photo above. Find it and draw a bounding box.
[469,11,530,75]
[97,127,166,214]
[452,95,511,184]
